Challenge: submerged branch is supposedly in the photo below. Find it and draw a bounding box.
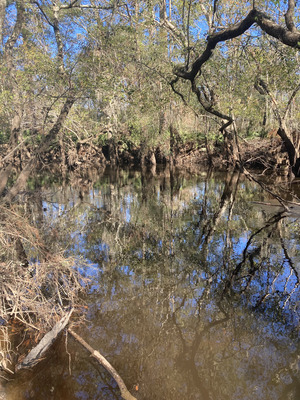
[68,328,137,400]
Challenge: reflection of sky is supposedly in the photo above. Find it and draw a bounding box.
[120,195,133,223]
[36,174,300,400]
[42,179,299,314]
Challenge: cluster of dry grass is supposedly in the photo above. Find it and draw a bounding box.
[0,204,86,373]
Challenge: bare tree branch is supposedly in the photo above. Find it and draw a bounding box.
[174,9,300,82]
[160,18,188,48]
[69,329,137,400]
[4,0,25,60]
[283,81,300,120]
[32,1,54,27]
[285,0,297,33]
[59,0,116,10]
[0,0,6,45]
[211,0,218,30]
[191,81,232,125]
[16,309,74,370]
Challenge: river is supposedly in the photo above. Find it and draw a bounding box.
[3,167,300,400]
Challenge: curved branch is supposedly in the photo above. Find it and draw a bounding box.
[4,0,25,58]
[175,10,257,81]
[0,0,6,46]
[69,329,137,400]
[256,9,300,47]
[191,81,232,126]
[170,77,188,105]
[285,0,297,33]
[31,1,54,27]
[283,81,300,120]
[174,9,300,82]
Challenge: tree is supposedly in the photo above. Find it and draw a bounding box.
[171,1,300,174]
[1,0,300,198]
[0,1,118,199]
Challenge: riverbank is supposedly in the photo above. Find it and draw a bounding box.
[48,137,289,176]
[0,136,289,180]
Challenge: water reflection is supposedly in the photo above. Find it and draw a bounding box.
[5,168,300,400]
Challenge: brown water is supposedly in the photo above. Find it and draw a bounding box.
[3,168,300,400]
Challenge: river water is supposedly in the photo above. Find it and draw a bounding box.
[4,167,300,400]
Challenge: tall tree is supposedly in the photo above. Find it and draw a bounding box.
[172,0,300,175]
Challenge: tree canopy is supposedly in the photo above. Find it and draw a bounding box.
[0,0,300,195]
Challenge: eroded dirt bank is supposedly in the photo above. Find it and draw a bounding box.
[0,136,289,180]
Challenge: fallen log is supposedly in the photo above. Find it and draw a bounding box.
[16,309,73,371]
[68,328,137,400]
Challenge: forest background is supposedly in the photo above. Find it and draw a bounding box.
[1,0,300,199]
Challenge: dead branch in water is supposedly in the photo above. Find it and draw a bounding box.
[0,203,88,373]
[16,309,74,371]
[68,328,137,400]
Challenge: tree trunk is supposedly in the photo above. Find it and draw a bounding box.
[148,149,157,175]
[59,130,67,179]
[4,92,76,202]
[277,127,300,177]
[169,123,180,166]
[0,112,22,196]
[0,164,12,195]
[0,0,6,47]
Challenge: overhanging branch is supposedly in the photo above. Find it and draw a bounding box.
[285,0,297,33]
[174,9,300,82]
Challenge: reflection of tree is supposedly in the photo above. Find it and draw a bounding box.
[170,297,230,400]
[222,211,286,297]
[202,169,240,246]
[13,169,300,400]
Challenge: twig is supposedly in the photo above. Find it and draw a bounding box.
[65,331,72,376]
[68,328,137,400]
[242,168,291,211]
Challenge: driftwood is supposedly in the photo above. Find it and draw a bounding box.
[14,311,137,400]
[68,328,137,400]
[16,309,74,371]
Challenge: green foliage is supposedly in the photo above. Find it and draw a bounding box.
[0,131,9,144]
[0,0,300,163]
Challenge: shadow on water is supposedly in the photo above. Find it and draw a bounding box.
[3,167,300,400]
